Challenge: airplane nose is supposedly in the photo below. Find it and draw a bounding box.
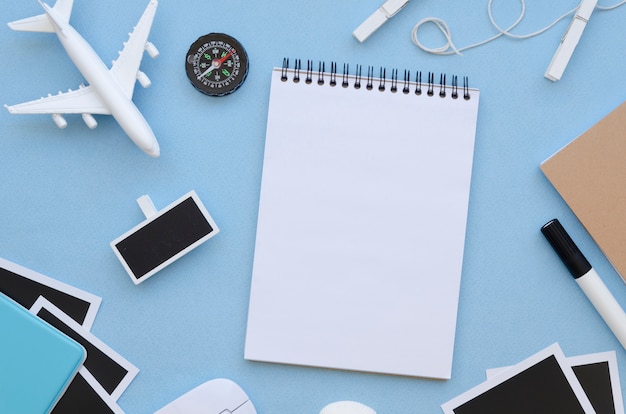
[128,120,160,157]
[145,141,160,158]
[116,105,160,157]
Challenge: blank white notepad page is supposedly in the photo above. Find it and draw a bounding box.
[245,66,480,379]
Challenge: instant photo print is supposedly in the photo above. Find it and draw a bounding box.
[441,343,596,414]
[53,369,124,414]
[486,350,624,414]
[0,257,101,329]
[30,297,139,401]
[111,191,219,284]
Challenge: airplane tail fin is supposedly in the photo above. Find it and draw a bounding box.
[7,0,74,33]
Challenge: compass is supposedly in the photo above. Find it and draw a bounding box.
[185,33,249,96]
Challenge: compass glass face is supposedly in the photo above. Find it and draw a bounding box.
[185,33,249,96]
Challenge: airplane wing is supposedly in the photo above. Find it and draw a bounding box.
[110,0,158,100]
[5,85,110,115]
[7,13,55,33]
[8,0,73,33]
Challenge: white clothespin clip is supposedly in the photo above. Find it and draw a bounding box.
[545,0,598,81]
[353,0,410,43]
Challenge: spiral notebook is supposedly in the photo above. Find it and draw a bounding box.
[245,59,480,379]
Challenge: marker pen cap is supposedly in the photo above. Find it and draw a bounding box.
[541,219,592,279]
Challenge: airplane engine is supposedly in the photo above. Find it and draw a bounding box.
[145,42,159,58]
[52,113,67,129]
[137,71,152,88]
[81,113,98,129]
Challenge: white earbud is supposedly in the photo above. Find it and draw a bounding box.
[320,401,376,414]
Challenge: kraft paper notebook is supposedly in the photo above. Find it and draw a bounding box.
[244,59,480,379]
[0,292,86,414]
[541,100,626,282]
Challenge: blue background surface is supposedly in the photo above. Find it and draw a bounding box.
[1,0,626,412]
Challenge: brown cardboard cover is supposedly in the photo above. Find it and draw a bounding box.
[541,100,626,281]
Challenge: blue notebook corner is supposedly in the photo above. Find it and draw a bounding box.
[0,292,86,414]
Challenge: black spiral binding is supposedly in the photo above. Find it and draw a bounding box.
[280,58,471,100]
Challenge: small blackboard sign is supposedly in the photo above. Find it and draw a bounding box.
[111,191,219,284]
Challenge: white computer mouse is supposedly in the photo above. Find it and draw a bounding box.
[154,378,256,414]
[320,401,376,414]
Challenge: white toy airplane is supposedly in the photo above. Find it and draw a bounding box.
[5,0,161,157]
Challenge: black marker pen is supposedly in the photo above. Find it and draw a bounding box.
[542,218,626,350]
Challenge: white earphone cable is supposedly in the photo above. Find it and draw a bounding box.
[411,0,626,55]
